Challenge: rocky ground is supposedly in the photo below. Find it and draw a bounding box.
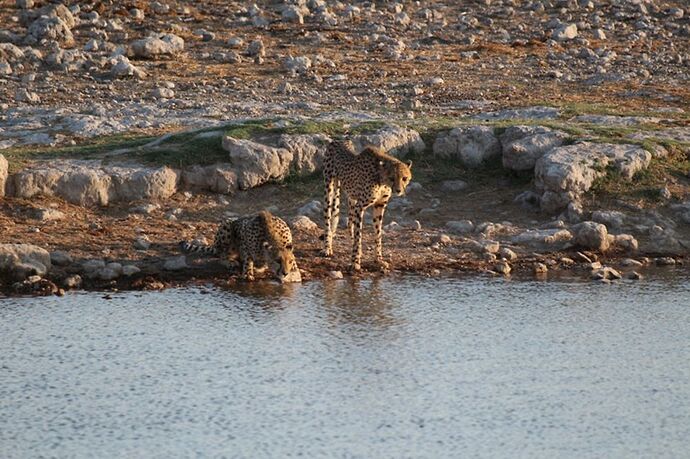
[1,0,689,295]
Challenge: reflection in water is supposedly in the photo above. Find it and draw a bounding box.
[321,277,402,330]
[2,273,690,458]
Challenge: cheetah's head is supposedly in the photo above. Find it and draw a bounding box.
[263,241,298,281]
[380,159,413,196]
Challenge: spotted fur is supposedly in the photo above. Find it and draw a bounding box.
[322,140,412,271]
[181,211,298,281]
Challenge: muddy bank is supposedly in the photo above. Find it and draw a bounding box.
[1,188,687,297]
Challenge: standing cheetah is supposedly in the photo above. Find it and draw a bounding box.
[180,211,300,282]
[322,140,412,271]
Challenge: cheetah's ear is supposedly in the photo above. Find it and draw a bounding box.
[407,160,413,169]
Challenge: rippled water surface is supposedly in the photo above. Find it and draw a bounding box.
[2,274,690,458]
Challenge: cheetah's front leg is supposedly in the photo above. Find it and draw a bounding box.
[241,257,255,281]
[350,205,365,272]
[322,178,336,257]
[373,201,390,271]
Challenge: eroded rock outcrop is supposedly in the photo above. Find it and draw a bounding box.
[433,126,500,167]
[222,136,293,190]
[535,142,652,213]
[0,244,51,281]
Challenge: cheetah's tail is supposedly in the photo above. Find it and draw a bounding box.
[179,240,218,256]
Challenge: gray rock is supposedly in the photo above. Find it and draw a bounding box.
[573,221,610,252]
[110,55,146,79]
[98,267,120,281]
[648,225,685,255]
[278,133,331,174]
[15,88,41,104]
[352,125,425,157]
[591,210,626,231]
[222,136,293,190]
[50,250,72,266]
[473,106,560,121]
[134,236,151,250]
[512,228,574,251]
[283,55,311,74]
[494,260,511,275]
[181,164,238,194]
[163,255,188,271]
[499,247,518,261]
[25,16,75,47]
[81,259,105,277]
[290,215,319,233]
[441,180,468,192]
[499,125,568,171]
[32,208,65,222]
[130,34,184,58]
[553,23,578,41]
[63,274,82,289]
[613,234,639,253]
[446,220,475,234]
[122,265,141,277]
[108,166,179,202]
[0,244,51,281]
[535,143,652,213]
[246,39,265,57]
[433,126,500,167]
[297,200,323,220]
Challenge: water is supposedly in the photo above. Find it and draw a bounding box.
[2,275,690,458]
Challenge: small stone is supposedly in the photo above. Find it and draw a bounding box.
[134,236,151,250]
[152,87,174,99]
[534,262,548,274]
[627,271,643,280]
[328,270,344,279]
[15,88,41,104]
[499,247,517,261]
[552,23,578,41]
[494,261,511,275]
[33,208,65,222]
[655,257,676,266]
[63,274,82,289]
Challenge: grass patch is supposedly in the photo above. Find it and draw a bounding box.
[2,133,156,172]
[589,145,690,203]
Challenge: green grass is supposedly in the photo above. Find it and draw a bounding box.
[2,133,156,171]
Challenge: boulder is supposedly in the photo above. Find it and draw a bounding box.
[297,200,323,220]
[26,17,74,47]
[511,228,574,251]
[0,154,7,197]
[573,221,610,252]
[613,234,639,253]
[647,225,686,255]
[163,255,188,271]
[278,133,331,174]
[0,244,51,281]
[591,210,626,231]
[110,55,146,79]
[432,126,500,167]
[290,215,319,233]
[50,250,72,266]
[130,34,184,58]
[222,136,293,190]
[181,164,238,194]
[535,143,652,213]
[56,168,111,206]
[108,166,179,201]
[353,125,425,157]
[446,220,474,234]
[553,23,578,41]
[499,125,568,171]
